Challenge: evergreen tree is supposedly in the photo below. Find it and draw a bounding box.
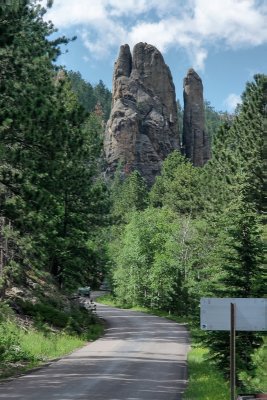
[68,71,96,113]
[206,74,266,213]
[110,170,148,223]
[150,151,204,215]
[94,80,112,121]
[204,100,230,142]
[68,72,112,121]
[0,0,70,272]
[203,184,265,381]
[0,1,109,291]
[200,75,266,381]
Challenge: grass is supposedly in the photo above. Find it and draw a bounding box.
[97,293,117,307]
[0,325,86,379]
[183,347,230,400]
[0,321,85,379]
[0,300,104,380]
[20,330,85,360]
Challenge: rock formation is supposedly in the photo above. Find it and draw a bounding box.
[104,42,180,185]
[183,68,210,166]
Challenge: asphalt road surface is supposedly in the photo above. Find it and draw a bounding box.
[0,297,190,400]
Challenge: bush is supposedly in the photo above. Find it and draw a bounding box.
[239,336,267,393]
[16,300,69,328]
[15,299,98,338]
[0,302,15,322]
[0,322,33,362]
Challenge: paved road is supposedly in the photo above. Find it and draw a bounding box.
[0,299,190,400]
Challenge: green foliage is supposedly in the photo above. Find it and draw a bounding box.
[112,207,218,314]
[18,329,84,362]
[0,1,109,290]
[94,79,112,121]
[218,198,265,298]
[111,170,148,223]
[15,298,98,336]
[206,74,266,213]
[183,347,230,400]
[113,207,177,308]
[68,72,112,121]
[0,314,103,379]
[67,71,96,113]
[150,151,204,215]
[17,300,69,328]
[0,301,15,321]
[239,337,267,393]
[0,322,33,362]
[198,75,266,382]
[202,190,265,379]
[0,299,103,378]
[204,100,230,142]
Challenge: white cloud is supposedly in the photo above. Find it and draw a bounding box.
[82,55,90,63]
[192,48,208,71]
[197,0,267,47]
[45,0,107,27]
[79,20,127,59]
[224,93,242,112]
[107,0,149,16]
[45,0,267,70]
[128,20,177,53]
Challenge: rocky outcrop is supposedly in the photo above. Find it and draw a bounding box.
[183,68,210,166]
[104,42,180,185]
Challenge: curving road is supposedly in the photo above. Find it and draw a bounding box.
[0,298,190,400]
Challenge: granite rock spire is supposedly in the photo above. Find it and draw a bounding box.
[104,42,180,185]
[183,68,210,166]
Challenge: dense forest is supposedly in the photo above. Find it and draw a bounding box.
[0,0,266,391]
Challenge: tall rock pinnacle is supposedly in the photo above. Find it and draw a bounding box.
[183,68,210,166]
[104,42,180,185]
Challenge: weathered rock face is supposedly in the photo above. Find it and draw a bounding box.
[104,42,180,185]
[183,68,210,166]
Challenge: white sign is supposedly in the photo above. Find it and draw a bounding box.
[200,298,267,331]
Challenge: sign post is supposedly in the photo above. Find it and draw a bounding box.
[230,303,236,400]
[200,298,267,400]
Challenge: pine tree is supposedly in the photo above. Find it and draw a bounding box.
[201,75,266,383]
[68,71,96,113]
[205,74,266,214]
[111,170,148,223]
[68,72,112,122]
[0,0,70,274]
[150,151,204,215]
[94,80,112,121]
[0,1,109,290]
[203,186,265,381]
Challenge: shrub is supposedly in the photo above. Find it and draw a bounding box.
[0,322,33,362]
[16,300,69,328]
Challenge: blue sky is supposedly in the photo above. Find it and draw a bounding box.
[44,0,267,112]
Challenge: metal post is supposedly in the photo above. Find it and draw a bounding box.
[230,302,236,400]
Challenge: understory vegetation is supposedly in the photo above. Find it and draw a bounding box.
[0,297,103,378]
[0,0,266,393]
